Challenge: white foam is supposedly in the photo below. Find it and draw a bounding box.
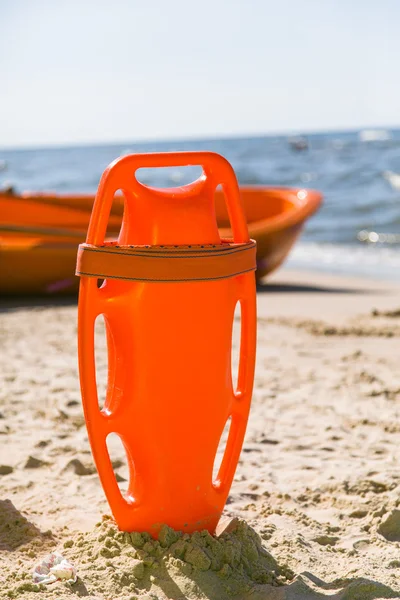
[285,242,400,280]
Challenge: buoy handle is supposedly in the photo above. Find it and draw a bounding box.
[86,152,249,246]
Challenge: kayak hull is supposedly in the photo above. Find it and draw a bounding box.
[0,240,79,295]
[0,187,322,294]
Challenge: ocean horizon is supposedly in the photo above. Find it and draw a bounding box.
[2,127,400,280]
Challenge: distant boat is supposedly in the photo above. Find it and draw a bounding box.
[287,136,308,151]
[0,159,7,171]
[0,186,322,293]
[359,129,392,142]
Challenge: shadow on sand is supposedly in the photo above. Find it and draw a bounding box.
[0,499,53,551]
[0,294,77,314]
[285,572,399,599]
[256,281,380,294]
[0,278,381,314]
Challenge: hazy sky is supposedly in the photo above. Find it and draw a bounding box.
[2,0,400,148]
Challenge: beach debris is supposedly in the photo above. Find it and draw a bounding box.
[33,551,77,585]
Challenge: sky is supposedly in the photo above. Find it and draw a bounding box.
[2,0,400,148]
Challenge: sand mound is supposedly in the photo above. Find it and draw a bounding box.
[4,516,294,599]
[63,516,293,599]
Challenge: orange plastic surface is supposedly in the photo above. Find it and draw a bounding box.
[76,240,257,283]
[77,152,257,535]
[0,238,79,294]
[0,194,122,232]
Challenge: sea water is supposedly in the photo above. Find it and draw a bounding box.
[1,129,400,280]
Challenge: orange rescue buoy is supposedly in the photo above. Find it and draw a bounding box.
[76,152,257,536]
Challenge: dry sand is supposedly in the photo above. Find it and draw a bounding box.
[1,269,400,599]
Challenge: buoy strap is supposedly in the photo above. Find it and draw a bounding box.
[76,240,256,282]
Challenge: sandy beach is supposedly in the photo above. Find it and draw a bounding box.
[2,268,400,599]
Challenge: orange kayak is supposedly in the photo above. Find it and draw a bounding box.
[215,187,321,279]
[0,237,79,295]
[0,187,322,294]
[0,193,122,232]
